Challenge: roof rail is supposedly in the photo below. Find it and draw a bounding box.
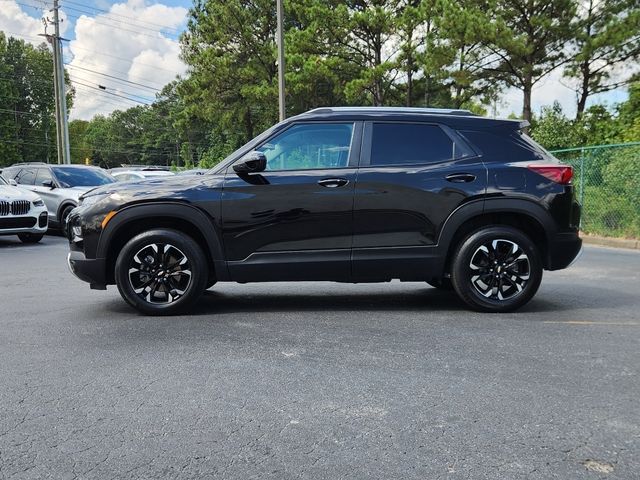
[305,106,477,116]
[10,162,49,166]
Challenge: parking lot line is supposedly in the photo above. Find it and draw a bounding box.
[543,320,639,326]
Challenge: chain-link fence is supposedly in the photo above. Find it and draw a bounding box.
[550,142,640,239]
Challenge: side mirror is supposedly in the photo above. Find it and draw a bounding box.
[8,179,17,186]
[42,180,55,189]
[233,151,267,174]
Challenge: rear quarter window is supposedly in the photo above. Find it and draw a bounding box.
[459,129,548,162]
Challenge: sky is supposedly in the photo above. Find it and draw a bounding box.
[0,0,631,121]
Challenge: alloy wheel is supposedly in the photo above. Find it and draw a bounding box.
[128,243,192,304]
[469,239,530,301]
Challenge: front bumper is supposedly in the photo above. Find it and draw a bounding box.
[0,211,48,235]
[67,250,108,290]
[547,231,582,270]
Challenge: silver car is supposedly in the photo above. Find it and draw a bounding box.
[0,163,115,228]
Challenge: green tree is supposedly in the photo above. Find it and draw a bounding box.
[0,32,74,166]
[564,0,640,118]
[487,0,577,123]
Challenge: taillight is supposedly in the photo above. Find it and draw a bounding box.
[528,165,573,185]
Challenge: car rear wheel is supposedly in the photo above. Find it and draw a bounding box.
[451,226,542,312]
[18,233,44,244]
[115,229,208,315]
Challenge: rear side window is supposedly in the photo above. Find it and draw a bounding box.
[370,123,455,166]
[459,129,548,162]
[15,168,36,185]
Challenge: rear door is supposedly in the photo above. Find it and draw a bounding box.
[14,167,37,191]
[352,121,487,281]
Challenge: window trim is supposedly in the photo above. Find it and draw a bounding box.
[228,121,363,173]
[359,121,476,168]
[36,167,57,187]
[16,167,37,186]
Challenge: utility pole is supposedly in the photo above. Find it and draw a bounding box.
[276,0,285,121]
[43,0,71,164]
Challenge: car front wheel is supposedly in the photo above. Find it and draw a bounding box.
[451,226,543,312]
[115,229,208,315]
[18,233,44,243]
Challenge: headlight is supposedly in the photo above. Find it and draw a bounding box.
[33,198,44,207]
[80,193,106,206]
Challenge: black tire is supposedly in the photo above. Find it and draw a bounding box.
[427,278,453,290]
[59,205,74,230]
[451,226,543,312]
[18,233,44,244]
[115,229,208,315]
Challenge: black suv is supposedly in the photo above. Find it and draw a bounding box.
[67,107,581,315]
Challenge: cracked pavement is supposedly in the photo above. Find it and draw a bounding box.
[0,235,638,479]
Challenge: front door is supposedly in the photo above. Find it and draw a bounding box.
[352,121,487,281]
[32,168,58,221]
[222,121,362,282]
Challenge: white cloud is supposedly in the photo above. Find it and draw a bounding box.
[0,0,47,45]
[64,1,188,120]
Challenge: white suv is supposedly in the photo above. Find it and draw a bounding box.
[0,175,48,243]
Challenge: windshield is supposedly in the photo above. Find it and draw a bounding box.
[52,167,115,188]
[0,175,7,185]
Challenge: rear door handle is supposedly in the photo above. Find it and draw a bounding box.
[445,173,476,183]
[318,178,349,188]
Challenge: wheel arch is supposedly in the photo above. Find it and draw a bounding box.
[97,202,226,284]
[438,198,556,273]
[56,200,77,223]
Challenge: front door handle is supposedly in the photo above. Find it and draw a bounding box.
[318,178,349,188]
[445,173,476,183]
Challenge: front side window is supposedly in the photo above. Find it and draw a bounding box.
[258,123,354,171]
[52,167,115,188]
[36,168,54,186]
[370,123,456,166]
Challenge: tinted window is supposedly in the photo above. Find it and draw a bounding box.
[16,168,36,185]
[258,123,354,171]
[459,129,548,162]
[0,175,7,185]
[371,123,455,166]
[52,167,115,188]
[36,168,54,186]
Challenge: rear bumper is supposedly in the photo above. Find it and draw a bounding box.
[67,251,107,289]
[547,231,582,270]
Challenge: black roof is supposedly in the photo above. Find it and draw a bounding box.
[291,106,527,130]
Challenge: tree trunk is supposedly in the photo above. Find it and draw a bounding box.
[576,65,590,120]
[522,74,533,127]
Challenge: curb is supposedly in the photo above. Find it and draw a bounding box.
[581,234,639,250]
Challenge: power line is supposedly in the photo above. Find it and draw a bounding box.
[69,76,155,102]
[70,80,151,105]
[71,85,146,109]
[62,11,179,41]
[1,31,182,78]
[65,44,181,75]
[60,0,185,35]
[64,64,161,92]
[59,3,182,39]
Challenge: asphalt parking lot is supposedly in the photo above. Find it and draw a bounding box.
[0,235,638,479]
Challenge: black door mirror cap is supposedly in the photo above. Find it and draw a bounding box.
[42,180,55,189]
[233,151,267,174]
